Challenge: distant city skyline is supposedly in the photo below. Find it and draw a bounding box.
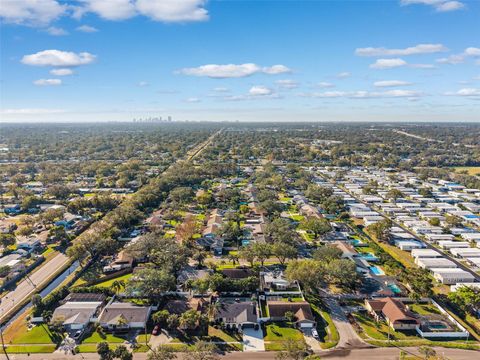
[1,0,479,122]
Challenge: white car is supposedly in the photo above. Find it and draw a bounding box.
[311,329,319,339]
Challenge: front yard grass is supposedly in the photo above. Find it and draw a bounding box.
[264,322,303,342]
[8,324,60,345]
[5,344,57,353]
[81,330,126,343]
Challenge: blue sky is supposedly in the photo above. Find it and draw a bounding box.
[1,0,479,122]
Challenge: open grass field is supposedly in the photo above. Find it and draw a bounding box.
[81,330,127,344]
[264,323,304,342]
[452,167,480,176]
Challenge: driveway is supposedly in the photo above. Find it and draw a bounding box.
[302,329,322,352]
[242,327,265,352]
[323,298,369,349]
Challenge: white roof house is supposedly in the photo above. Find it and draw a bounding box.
[466,257,480,267]
[460,233,480,241]
[432,268,475,285]
[438,241,470,250]
[424,234,455,242]
[416,257,456,269]
[411,248,442,259]
[450,248,480,258]
[451,282,480,291]
[395,240,425,251]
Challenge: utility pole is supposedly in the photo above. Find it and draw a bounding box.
[0,307,10,360]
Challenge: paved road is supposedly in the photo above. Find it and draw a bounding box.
[323,298,369,349]
[0,253,69,323]
[4,347,479,360]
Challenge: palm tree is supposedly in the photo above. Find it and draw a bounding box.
[228,254,239,265]
[111,280,125,294]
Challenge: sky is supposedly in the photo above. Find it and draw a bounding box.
[0,0,479,123]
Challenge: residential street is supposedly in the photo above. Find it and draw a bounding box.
[5,347,479,360]
[0,253,70,323]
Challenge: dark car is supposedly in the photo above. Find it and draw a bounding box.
[152,325,160,336]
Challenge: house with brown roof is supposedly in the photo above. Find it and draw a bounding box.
[365,297,419,330]
[267,301,316,329]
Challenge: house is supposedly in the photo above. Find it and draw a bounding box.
[260,271,293,291]
[450,247,480,258]
[16,237,41,252]
[163,297,208,315]
[52,301,103,331]
[432,268,476,285]
[415,257,456,270]
[103,251,134,273]
[221,268,254,279]
[365,297,419,330]
[267,301,316,329]
[98,302,151,331]
[214,301,258,329]
[411,249,442,259]
[203,209,222,238]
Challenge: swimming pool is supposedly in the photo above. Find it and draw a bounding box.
[241,240,250,246]
[358,253,379,262]
[370,266,385,275]
[351,239,364,247]
[387,283,402,294]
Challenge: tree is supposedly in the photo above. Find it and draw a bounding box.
[325,259,358,290]
[366,219,392,242]
[418,346,436,360]
[176,215,198,245]
[0,266,10,278]
[152,310,170,327]
[97,342,113,360]
[0,233,15,248]
[167,314,180,331]
[386,189,404,201]
[239,245,256,267]
[401,268,433,297]
[275,339,308,360]
[445,215,463,228]
[113,345,132,360]
[428,217,440,226]
[284,311,296,322]
[313,245,343,263]
[448,286,480,313]
[252,242,272,267]
[179,310,202,331]
[305,184,333,203]
[265,218,297,246]
[147,345,177,360]
[197,192,213,207]
[188,341,219,360]
[111,280,125,295]
[302,217,331,240]
[125,268,175,301]
[285,260,324,293]
[272,242,298,265]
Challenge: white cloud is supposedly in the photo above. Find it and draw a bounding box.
[262,65,291,75]
[356,43,447,57]
[136,0,208,22]
[318,82,335,88]
[370,58,407,69]
[77,0,208,22]
[22,50,96,67]
[79,0,136,20]
[178,63,291,78]
[213,87,229,92]
[301,89,422,99]
[436,47,480,65]
[50,68,73,76]
[374,80,414,87]
[445,88,480,96]
[400,0,465,12]
[249,86,273,96]
[336,72,351,78]
[0,0,66,26]
[370,58,434,69]
[137,81,149,87]
[76,25,98,33]
[276,79,299,89]
[45,26,68,36]
[185,97,201,103]
[33,78,62,86]
[0,108,66,115]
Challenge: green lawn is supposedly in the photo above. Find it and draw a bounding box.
[10,325,59,345]
[409,303,441,316]
[94,273,132,289]
[81,331,126,344]
[5,345,57,353]
[206,326,242,342]
[353,313,420,341]
[264,323,303,342]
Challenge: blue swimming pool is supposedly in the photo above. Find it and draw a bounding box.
[358,253,379,262]
[370,266,385,276]
[241,240,250,247]
[351,239,363,247]
[387,283,402,294]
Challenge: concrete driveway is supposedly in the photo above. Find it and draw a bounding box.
[242,327,265,352]
[323,298,369,349]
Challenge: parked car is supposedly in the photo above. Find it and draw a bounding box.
[152,325,160,336]
[72,330,82,340]
[311,329,319,339]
